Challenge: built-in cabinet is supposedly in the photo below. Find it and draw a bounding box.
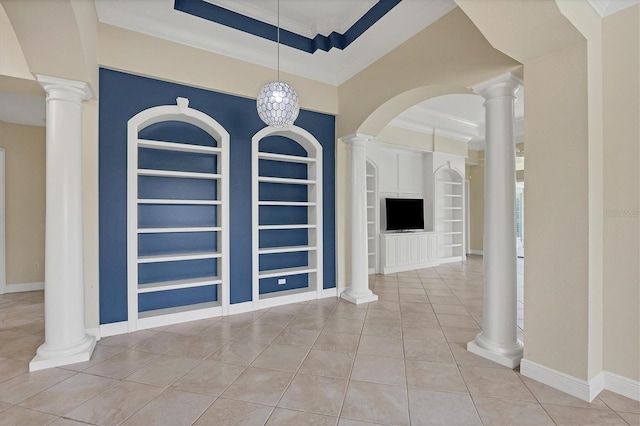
[252,126,324,308]
[127,98,229,331]
[367,143,466,274]
[380,232,438,274]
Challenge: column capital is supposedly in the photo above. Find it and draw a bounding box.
[36,75,92,102]
[341,133,374,147]
[473,73,522,102]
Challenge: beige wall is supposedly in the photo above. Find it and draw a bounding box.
[98,24,338,116]
[524,41,591,380]
[602,5,640,381]
[338,8,520,138]
[0,121,46,286]
[467,163,484,253]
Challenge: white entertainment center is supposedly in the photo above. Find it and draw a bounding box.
[366,142,466,274]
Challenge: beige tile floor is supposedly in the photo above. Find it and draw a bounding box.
[0,256,638,425]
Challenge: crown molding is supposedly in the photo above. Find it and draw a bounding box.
[587,0,639,17]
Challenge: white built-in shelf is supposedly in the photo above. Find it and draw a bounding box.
[258,152,316,163]
[435,167,465,264]
[138,169,221,180]
[368,237,375,240]
[138,199,221,205]
[138,226,221,234]
[138,276,222,293]
[258,201,316,207]
[138,301,221,320]
[258,176,316,185]
[258,224,317,230]
[367,206,374,209]
[366,190,375,194]
[258,266,318,279]
[367,221,375,225]
[138,139,221,154]
[258,245,317,255]
[252,127,323,305]
[366,174,375,178]
[128,98,229,332]
[138,251,221,264]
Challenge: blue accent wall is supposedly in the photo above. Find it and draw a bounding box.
[99,68,336,324]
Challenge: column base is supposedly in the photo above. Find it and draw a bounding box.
[30,335,96,372]
[341,289,378,305]
[467,333,523,369]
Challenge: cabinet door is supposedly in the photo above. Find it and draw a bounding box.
[407,235,419,265]
[429,234,438,262]
[418,234,430,263]
[385,236,398,267]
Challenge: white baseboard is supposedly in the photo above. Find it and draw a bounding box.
[99,321,129,338]
[521,359,603,402]
[320,287,338,298]
[604,371,640,401]
[519,359,640,402]
[4,281,44,293]
[227,301,254,315]
[468,250,483,256]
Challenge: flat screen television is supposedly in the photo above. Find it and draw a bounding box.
[385,198,424,231]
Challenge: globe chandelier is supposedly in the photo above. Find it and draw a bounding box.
[256,0,300,128]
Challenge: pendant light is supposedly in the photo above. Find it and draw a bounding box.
[256,0,300,128]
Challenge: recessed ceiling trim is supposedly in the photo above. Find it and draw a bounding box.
[174,0,402,53]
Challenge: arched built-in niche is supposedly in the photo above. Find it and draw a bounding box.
[366,159,379,274]
[434,164,466,264]
[127,97,229,331]
[252,126,323,308]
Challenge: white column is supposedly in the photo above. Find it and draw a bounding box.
[341,135,378,304]
[467,74,523,368]
[30,75,95,371]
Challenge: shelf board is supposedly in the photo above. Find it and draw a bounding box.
[258,176,315,185]
[368,252,375,256]
[259,286,314,300]
[138,251,221,263]
[366,174,375,178]
[259,245,317,255]
[138,301,221,319]
[138,139,221,154]
[438,181,462,185]
[440,231,463,235]
[258,201,316,206]
[258,224,317,230]
[138,276,221,294]
[366,190,375,193]
[138,199,221,205]
[441,207,462,210]
[441,219,462,222]
[138,169,221,180]
[440,243,463,248]
[367,206,375,209]
[138,226,221,234]
[258,266,317,279]
[442,194,462,197]
[258,152,316,163]
[368,237,375,240]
